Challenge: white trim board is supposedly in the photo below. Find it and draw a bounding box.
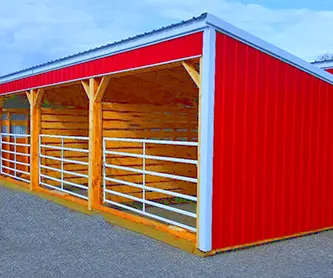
[198,27,215,252]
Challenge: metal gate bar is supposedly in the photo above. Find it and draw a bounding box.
[0,133,30,183]
[103,137,198,232]
[39,134,89,200]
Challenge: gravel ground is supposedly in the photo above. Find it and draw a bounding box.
[1,186,333,278]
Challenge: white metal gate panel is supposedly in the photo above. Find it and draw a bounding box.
[0,133,30,183]
[102,137,198,232]
[39,134,89,200]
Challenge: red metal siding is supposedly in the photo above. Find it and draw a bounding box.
[0,32,203,95]
[212,32,333,250]
[326,68,333,74]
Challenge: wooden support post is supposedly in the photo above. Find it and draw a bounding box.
[0,96,4,131]
[0,97,4,110]
[0,96,4,174]
[26,89,44,191]
[183,59,201,246]
[81,76,110,210]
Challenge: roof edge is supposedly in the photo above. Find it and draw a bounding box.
[2,12,333,87]
[0,13,208,84]
[311,60,333,69]
[205,13,333,85]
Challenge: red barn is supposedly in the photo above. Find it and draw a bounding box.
[0,13,333,255]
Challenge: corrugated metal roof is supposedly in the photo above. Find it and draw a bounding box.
[311,59,333,69]
[0,12,208,80]
[2,12,333,88]
[311,60,333,64]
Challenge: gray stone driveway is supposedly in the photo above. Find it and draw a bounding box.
[1,186,333,278]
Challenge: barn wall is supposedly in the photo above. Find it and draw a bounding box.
[40,108,89,187]
[102,102,197,203]
[41,108,88,137]
[212,31,333,250]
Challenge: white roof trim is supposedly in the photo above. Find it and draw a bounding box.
[198,27,216,252]
[0,18,208,84]
[312,60,333,70]
[205,14,333,85]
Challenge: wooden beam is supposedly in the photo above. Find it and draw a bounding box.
[89,78,99,99]
[25,91,32,104]
[94,76,110,103]
[0,96,5,109]
[26,89,44,107]
[29,89,43,191]
[94,61,183,81]
[81,80,90,100]
[0,97,5,158]
[33,88,45,108]
[84,77,103,210]
[26,89,45,107]
[182,61,200,88]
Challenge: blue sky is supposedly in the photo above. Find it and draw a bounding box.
[1,0,333,77]
[241,0,333,10]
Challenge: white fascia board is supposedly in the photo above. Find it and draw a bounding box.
[312,60,333,70]
[205,13,333,85]
[0,19,208,84]
[198,27,215,252]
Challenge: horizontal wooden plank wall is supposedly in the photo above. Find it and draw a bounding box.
[102,102,198,204]
[40,108,89,194]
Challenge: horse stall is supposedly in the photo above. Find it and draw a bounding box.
[38,84,89,200]
[0,94,30,184]
[101,60,199,232]
[18,60,199,231]
[0,61,200,234]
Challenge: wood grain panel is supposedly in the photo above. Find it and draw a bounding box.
[40,108,89,188]
[102,101,198,203]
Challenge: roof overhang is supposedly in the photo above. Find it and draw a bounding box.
[1,12,333,87]
[0,15,209,85]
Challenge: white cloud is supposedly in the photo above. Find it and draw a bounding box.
[0,0,149,75]
[145,0,333,61]
[0,0,333,76]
